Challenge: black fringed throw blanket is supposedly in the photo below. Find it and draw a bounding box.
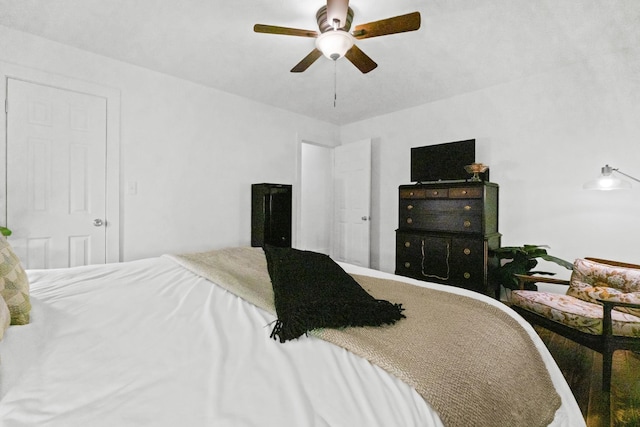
[262,245,405,342]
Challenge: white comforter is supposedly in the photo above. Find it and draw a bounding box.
[0,256,584,426]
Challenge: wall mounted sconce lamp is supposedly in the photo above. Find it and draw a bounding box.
[583,164,640,190]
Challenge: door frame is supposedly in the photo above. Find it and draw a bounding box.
[296,139,334,254]
[0,62,121,263]
[295,136,339,252]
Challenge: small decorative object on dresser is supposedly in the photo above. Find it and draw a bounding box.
[464,163,489,182]
[395,181,501,297]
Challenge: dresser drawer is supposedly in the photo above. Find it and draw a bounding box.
[400,199,482,215]
[449,187,483,198]
[450,239,485,262]
[400,212,482,233]
[400,188,448,199]
[449,239,486,287]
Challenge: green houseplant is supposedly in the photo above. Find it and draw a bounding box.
[0,226,11,237]
[490,245,573,291]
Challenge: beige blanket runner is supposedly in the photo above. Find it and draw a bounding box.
[167,247,561,427]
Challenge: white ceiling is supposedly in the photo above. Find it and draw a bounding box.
[1,0,639,125]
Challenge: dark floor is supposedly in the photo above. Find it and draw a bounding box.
[535,326,640,427]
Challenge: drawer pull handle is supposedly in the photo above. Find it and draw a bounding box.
[464,205,471,211]
[463,220,471,228]
[404,241,411,248]
[464,272,471,279]
[404,262,411,268]
[462,190,468,195]
[407,204,413,210]
[463,248,471,255]
[432,191,439,196]
[409,191,414,196]
[406,218,413,224]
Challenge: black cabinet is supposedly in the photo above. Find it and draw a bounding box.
[395,181,500,297]
[251,183,292,247]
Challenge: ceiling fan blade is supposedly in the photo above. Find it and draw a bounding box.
[352,11,421,40]
[344,45,377,74]
[254,24,318,38]
[291,49,323,73]
[326,0,349,29]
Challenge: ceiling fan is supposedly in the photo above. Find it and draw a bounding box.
[254,0,421,74]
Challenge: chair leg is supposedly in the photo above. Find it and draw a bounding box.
[602,348,613,392]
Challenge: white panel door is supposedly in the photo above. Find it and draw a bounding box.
[332,139,371,267]
[7,78,107,268]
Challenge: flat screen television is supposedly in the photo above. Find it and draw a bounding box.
[410,139,476,183]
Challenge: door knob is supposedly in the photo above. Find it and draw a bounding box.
[361,216,369,221]
[93,219,104,227]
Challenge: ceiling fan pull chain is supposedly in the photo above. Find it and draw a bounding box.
[334,60,337,108]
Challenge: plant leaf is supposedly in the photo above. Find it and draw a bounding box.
[489,244,573,289]
[538,254,573,270]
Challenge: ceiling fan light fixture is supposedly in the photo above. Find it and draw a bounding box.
[254,4,420,73]
[315,30,354,60]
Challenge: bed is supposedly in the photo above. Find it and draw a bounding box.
[0,244,585,427]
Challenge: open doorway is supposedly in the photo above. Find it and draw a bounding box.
[298,142,333,255]
[297,139,372,267]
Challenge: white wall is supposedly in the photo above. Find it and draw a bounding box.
[341,50,640,274]
[3,24,639,271]
[0,25,339,261]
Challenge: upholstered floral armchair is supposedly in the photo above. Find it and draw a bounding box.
[510,257,640,392]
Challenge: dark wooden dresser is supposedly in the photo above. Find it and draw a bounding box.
[395,181,501,297]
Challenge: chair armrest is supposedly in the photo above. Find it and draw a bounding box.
[514,274,570,290]
[596,299,640,310]
[586,257,640,270]
[596,298,640,337]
